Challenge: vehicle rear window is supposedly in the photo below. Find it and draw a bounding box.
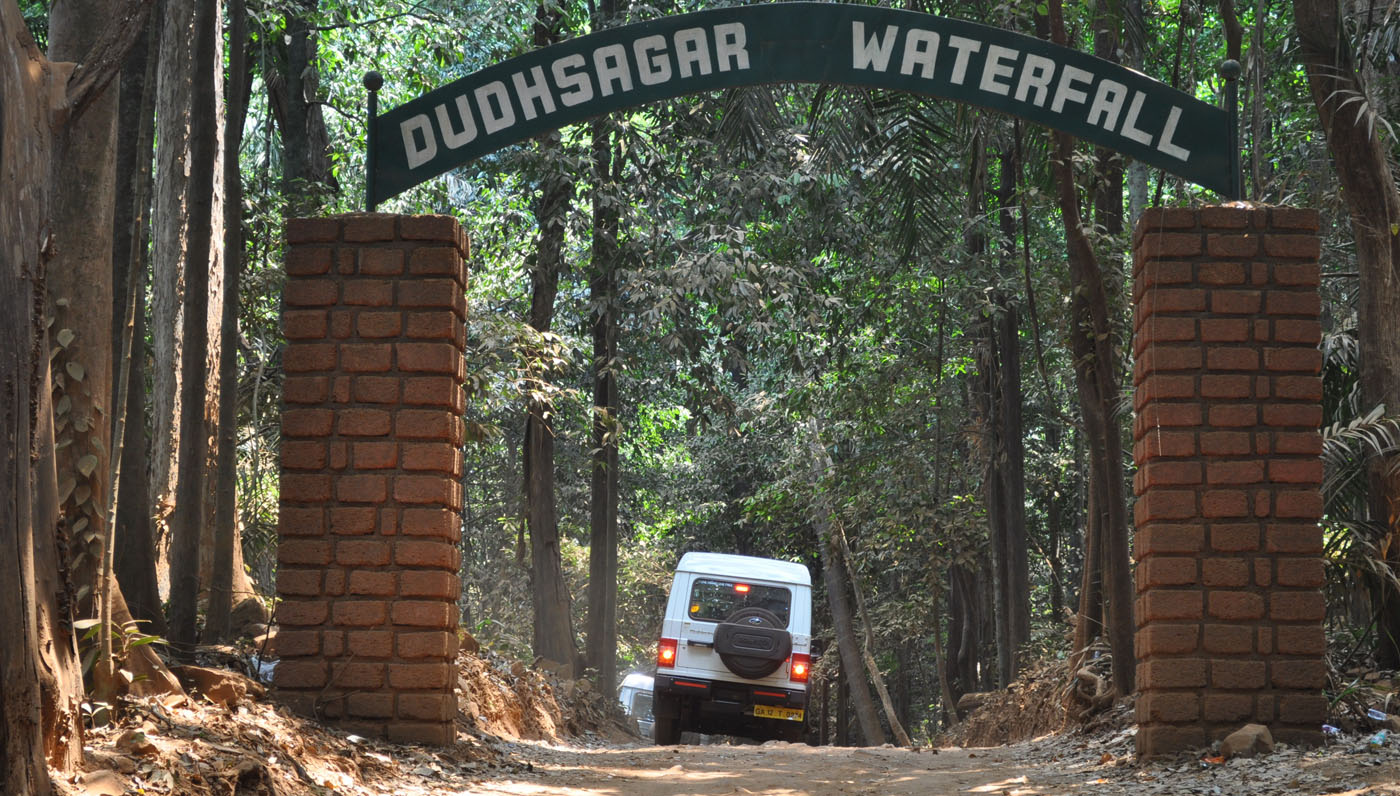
[687,578,791,626]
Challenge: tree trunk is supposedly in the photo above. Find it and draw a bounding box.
[586,110,621,690]
[207,0,249,642]
[167,0,221,657]
[807,422,886,745]
[525,124,578,668]
[110,7,166,636]
[1047,0,1136,699]
[1294,0,1400,666]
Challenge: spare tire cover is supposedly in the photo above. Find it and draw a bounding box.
[714,607,792,679]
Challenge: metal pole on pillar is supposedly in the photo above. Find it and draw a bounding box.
[1220,59,1243,201]
[364,70,383,212]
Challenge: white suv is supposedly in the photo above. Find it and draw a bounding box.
[652,552,812,745]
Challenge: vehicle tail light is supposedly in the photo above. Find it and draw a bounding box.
[789,652,810,683]
[658,637,678,668]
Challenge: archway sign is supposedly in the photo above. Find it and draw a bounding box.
[365,3,1239,208]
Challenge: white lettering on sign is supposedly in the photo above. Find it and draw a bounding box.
[401,23,752,169]
[847,23,1192,162]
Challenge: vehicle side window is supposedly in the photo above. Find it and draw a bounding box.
[686,578,791,626]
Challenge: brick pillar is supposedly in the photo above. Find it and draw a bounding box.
[275,213,467,746]
[1132,205,1327,759]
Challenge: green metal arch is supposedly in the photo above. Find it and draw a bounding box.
[369,3,1236,206]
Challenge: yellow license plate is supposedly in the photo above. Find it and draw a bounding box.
[753,704,804,722]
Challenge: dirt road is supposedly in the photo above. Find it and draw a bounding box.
[422,734,1400,796]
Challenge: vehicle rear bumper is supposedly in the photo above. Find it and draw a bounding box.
[654,674,807,714]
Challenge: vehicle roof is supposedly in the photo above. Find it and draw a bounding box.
[676,552,812,586]
[619,672,654,691]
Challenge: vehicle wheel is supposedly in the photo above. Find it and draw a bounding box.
[653,714,681,745]
[715,607,790,679]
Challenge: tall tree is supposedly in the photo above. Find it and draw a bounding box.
[1295,0,1400,666]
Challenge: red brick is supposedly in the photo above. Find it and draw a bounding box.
[1208,405,1257,427]
[1139,658,1207,688]
[1265,348,1321,373]
[1134,431,1197,462]
[340,343,392,373]
[1206,461,1264,485]
[1199,431,1250,456]
[353,441,398,469]
[339,408,392,437]
[1204,346,1258,370]
[278,507,324,536]
[336,474,387,503]
[287,247,332,276]
[394,476,455,507]
[401,443,456,474]
[1138,287,1207,315]
[1137,523,1205,555]
[343,280,393,307]
[1199,262,1246,285]
[1266,523,1322,554]
[405,311,457,341]
[388,723,456,746]
[1270,591,1325,621]
[401,571,459,599]
[1202,694,1254,723]
[323,571,347,596]
[343,215,397,242]
[388,662,453,690]
[1276,558,1324,588]
[1202,489,1250,518]
[1275,490,1322,519]
[1208,590,1264,620]
[1269,207,1319,230]
[1136,726,1208,760]
[1139,233,1203,259]
[284,310,328,340]
[398,631,457,659]
[283,409,333,438]
[1135,376,1198,409]
[1277,694,1328,725]
[397,343,458,374]
[1200,206,1252,229]
[333,600,388,626]
[1271,263,1320,287]
[1273,431,1322,455]
[1140,590,1203,621]
[1200,376,1252,400]
[1275,624,1325,655]
[348,571,397,597]
[1135,403,1202,434]
[329,662,386,689]
[396,409,457,441]
[351,376,398,404]
[272,629,321,657]
[1207,234,1258,258]
[1263,235,1321,259]
[398,694,454,722]
[277,569,323,597]
[285,280,338,307]
[276,598,329,625]
[1266,291,1321,316]
[391,601,457,628]
[1137,692,1200,723]
[399,279,459,309]
[283,376,328,404]
[1202,559,1249,587]
[395,535,459,568]
[1212,659,1266,689]
[358,311,403,338]
[401,215,459,241]
[1263,408,1323,434]
[1134,490,1197,523]
[274,660,328,688]
[284,343,337,372]
[281,441,326,471]
[402,376,458,408]
[345,693,395,718]
[329,310,352,338]
[1274,319,1322,345]
[1136,624,1199,656]
[336,540,392,567]
[330,507,376,535]
[1210,290,1262,314]
[1210,523,1260,552]
[1271,659,1326,689]
[1139,557,1197,588]
[1274,375,1322,402]
[280,473,332,503]
[1268,459,1322,484]
[402,508,459,539]
[1199,318,1249,343]
[1137,207,1200,232]
[408,247,461,276]
[360,248,405,276]
[1138,346,1203,374]
[287,218,341,243]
